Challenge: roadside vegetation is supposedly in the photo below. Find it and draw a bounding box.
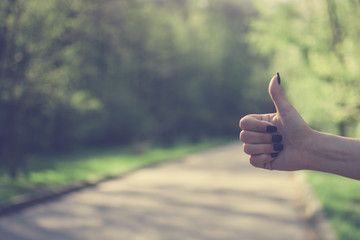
[0,0,268,179]
[306,172,360,240]
[0,139,228,204]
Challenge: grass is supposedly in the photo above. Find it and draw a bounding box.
[306,171,360,240]
[0,139,229,204]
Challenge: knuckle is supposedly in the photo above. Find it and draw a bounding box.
[243,144,252,154]
[239,130,247,142]
[249,156,262,168]
[239,118,245,129]
[239,116,249,129]
[250,154,271,169]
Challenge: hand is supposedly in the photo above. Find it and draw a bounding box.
[239,74,314,171]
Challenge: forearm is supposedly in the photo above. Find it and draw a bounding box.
[307,130,360,180]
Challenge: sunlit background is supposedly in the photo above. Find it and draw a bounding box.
[0,0,272,179]
[1,0,360,239]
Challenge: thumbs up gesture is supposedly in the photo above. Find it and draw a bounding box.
[239,73,313,171]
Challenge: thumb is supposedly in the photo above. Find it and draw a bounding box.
[268,73,293,114]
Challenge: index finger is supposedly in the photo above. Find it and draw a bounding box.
[239,115,277,133]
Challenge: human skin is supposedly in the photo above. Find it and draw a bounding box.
[239,74,360,180]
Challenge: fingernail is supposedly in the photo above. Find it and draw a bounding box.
[266,126,277,133]
[273,144,284,151]
[277,72,281,84]
[270,153,278,158]
[272,135,283,143]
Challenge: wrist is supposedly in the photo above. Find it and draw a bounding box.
[304,130,360,180]
[301,129,322,171]
[305,129,343,172]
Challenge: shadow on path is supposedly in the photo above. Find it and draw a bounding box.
[0,143,306,240]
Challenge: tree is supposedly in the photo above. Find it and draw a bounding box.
[0,0,266,178]
[248,0,360,136]
[0,0,87,177]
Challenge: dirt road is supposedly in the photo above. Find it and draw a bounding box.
[0,143,306,240]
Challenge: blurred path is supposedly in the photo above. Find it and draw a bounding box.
[0,143,306,240]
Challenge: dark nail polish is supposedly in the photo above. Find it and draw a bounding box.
[266,126,277,133]
[270,153,278,158]
[272,135,283,143]
[277,72,281,84]
[273,144,284,151]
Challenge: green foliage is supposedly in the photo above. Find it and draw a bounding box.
[0,0,267,177]
[248,0,360,136]
[0,138,229,203]
[307,171,360,240]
